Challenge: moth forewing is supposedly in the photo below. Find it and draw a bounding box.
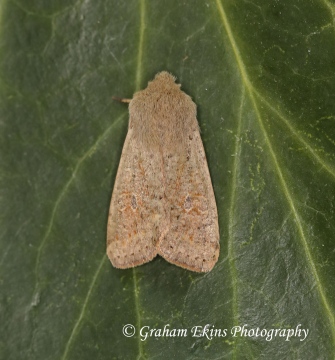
[157,129,220,272]
[106,130,160,268]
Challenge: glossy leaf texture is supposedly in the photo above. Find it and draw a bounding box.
[1,0,335,359]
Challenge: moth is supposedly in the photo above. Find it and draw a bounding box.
[107,72,219,272]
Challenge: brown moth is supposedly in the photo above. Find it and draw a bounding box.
[107,72,219,272]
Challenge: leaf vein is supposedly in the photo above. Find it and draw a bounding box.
[33,113,126,289]
[215,0,335,348]
[227,87,245,360]
[133,0,146,359]
[254,91,335,180]
[60,256,106,360]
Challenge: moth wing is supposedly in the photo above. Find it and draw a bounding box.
[107,128,166,269]
[158,129,220,272]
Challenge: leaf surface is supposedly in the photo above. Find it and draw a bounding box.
[1,0,335,359]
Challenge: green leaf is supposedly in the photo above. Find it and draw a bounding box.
[1,0,335,359]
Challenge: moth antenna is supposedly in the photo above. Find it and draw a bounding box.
[112,96,132,103]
